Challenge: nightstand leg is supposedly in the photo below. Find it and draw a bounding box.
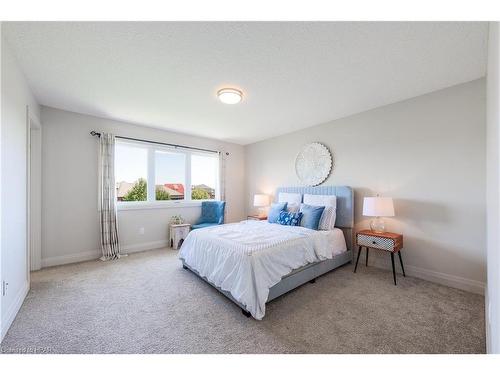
[398,251,406,277]
[391,252,397,285]
[365,248,369,267]
[354,246,363,273]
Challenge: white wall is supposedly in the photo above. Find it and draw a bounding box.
[0,35,40,340]
[0,21,3,342]
[40,107,246,267]
[245,79,486,294]
[486,22,500,354]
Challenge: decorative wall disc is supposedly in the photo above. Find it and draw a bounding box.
[295,142,333,186]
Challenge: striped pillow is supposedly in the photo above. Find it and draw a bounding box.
[303,194,337,230]
[318,206,336,230]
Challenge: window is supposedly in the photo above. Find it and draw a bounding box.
[191,153,218,200]
[155,150,186,201]
[115,142,148,202]
[114,139,220,208]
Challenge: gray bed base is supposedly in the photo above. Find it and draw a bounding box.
[181,250,352,317]
[181,185,355,319]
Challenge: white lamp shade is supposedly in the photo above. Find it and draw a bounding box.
[253,194,270,207]
[363,197,395,217]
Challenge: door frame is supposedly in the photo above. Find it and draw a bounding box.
[26,106,42,277]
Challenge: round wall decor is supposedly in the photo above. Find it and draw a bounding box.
[295,142,333,186]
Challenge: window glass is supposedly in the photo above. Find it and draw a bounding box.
[155,150,186,201]
[115,143,148,201]
[191,154,218,200]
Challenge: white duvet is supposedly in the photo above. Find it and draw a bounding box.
[178,220,347,319]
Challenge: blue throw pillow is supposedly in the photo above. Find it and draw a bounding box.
[276,210,303,226]
[299,203,325,230]
[268,202,287,223]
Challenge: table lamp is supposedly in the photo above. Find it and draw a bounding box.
[253,194,270,218]
[362,196,395,233]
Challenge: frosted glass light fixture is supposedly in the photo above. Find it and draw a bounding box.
[362,197,395,233]
[217,88,243,104]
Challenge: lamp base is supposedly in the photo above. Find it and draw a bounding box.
[257,207,267,219]
[370,217,385,233]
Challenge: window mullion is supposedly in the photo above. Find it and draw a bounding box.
[185,152,192,202]
[147,147,155,202]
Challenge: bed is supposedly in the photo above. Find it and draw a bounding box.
[179,185,354,319]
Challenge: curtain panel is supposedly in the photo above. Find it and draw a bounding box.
[98,133,121,260]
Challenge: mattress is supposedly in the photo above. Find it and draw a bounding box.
[178,220,347,319]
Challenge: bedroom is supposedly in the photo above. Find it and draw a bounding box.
[0,1,499,371]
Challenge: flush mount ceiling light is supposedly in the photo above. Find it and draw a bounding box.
[217,88,243,104]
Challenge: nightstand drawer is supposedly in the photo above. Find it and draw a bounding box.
[357,234,395,251]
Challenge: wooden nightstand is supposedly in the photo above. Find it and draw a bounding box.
[247,215,268,221]
[354,229,405,285]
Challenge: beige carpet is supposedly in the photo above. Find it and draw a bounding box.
[0,249,485,354]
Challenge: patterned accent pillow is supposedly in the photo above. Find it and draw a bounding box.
[276,210,303,226]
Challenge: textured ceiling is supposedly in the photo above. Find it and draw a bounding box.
[3,22,488,144]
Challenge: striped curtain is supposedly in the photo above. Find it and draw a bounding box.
[98,133,121,260]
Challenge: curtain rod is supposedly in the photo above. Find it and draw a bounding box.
[90,131,228,155]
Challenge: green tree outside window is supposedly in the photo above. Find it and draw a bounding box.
[155,187,171,200]
[122,178,147,201]
[191,188,210,200]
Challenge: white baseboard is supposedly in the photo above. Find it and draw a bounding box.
[121,240,168,254]
[41,250,101,268]
[41,240,169,268]
[1,280,29,342]
[367,253,485,295]
[486,288,491,353]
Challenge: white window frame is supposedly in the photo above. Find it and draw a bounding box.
[115,139,220,211]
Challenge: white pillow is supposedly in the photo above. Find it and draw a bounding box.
[286,203,300,213]
[278,192,302,205]
[303,194,337,230]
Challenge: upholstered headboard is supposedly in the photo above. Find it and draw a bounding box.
[275,186,354,251]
